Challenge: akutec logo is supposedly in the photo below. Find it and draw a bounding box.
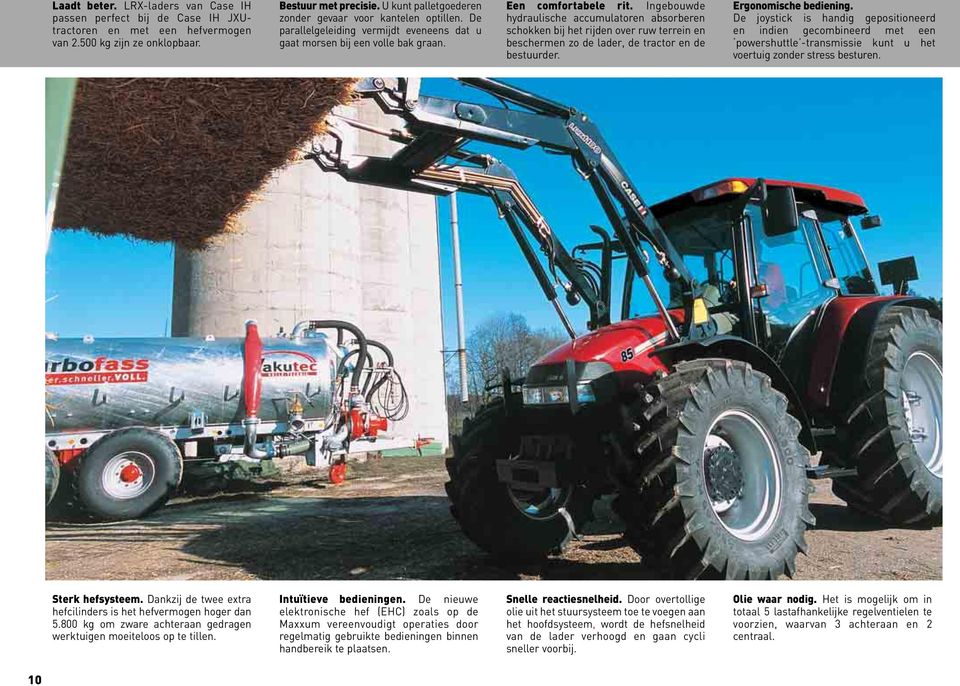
[261,351,318,377]
[45,357,150,385]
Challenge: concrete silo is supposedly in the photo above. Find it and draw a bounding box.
[171,101,449,449]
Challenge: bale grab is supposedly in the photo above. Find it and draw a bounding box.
[53,77,356,248]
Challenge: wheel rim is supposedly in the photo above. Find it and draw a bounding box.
[702,410,782,542]
[504,454,572,521]
[101,451,156,499]
[901,351,942,478]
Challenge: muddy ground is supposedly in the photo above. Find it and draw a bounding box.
[45,456,941,581]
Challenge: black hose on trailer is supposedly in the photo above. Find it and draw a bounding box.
[363,339,409,421]
[363,339,394,401]
[373,370,410,421]
[339,349,375,391]
[294,320,368,391]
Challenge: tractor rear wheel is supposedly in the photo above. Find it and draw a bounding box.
[614,359,814,579]
[831,306,942,525]
[445,397,594,561]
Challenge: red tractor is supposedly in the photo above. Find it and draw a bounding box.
[314,78,942,579]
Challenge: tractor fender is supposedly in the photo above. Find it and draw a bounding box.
[826,296,941,415]
[652,335,816,452]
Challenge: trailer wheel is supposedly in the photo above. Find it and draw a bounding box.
[445,397,594,561]
[45,447,61,507]
[76,428,183,520]
[831,306,942,525]
[614,360,813,579]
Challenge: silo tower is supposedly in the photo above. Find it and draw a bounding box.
[171,101,449,449]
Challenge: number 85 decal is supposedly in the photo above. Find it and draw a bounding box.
[620,347,634,363]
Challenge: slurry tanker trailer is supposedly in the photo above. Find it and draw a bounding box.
[45,319,408,519]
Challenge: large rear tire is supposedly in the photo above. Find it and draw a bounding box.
[76,428,183,521]
[613,360,813,580]
[445,397,594,561]
[831,306,942,525]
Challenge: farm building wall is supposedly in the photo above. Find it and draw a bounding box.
[171,101,449,449]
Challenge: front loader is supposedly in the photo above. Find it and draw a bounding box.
[312,78,942,579]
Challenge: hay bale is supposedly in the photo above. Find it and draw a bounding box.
[53,78,356,248]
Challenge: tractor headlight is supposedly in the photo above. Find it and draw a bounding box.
[521,384,595,406]
[576,384,596,404]
[521,386,544,405]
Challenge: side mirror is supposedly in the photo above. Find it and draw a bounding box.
[762,185,799,236]
[878,256,919,295]
[861,215,883,230]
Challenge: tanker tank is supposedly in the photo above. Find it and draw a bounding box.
[45,332,341,437]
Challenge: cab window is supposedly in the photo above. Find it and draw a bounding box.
[747,204,834,323]
[817,214,877,295]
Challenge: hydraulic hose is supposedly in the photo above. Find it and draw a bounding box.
[277,438,312,457]
[363,339,395,403]
[293,320,368,391]
[339,349,375,392]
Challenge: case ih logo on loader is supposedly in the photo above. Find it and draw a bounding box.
[261,350,319,377]
[45,357,149,385]
[620,181,649,217]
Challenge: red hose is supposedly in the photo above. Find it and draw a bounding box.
[243,320,264,420]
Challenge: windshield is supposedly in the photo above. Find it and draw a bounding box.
[621,202,739,321]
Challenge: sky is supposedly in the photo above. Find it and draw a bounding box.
[46,77,942,348]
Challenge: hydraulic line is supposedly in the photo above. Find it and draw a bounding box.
[586,169,680,341]
[337,337,409,421]
[338,349,375,393]
[420,164,605,331]
[363,339,410,421]
[501,205,576,339]
[419,166,556,249]
[363,339,396,402]
[293,320,368,392]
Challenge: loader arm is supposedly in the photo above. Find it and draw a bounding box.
[310,77,698,339]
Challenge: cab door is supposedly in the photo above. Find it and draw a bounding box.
[745,204,837,361]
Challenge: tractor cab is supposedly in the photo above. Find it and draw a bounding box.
[578,178,897,365]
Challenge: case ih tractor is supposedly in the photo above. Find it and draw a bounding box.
[320,77,939,579]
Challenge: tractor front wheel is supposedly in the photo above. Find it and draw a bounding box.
[445,397,594,561]
[614,359,814,579]
[831,306,942,525]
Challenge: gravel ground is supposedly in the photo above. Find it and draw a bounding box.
[45,455,942,581]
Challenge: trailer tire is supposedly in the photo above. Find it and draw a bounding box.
[613,360,813,579]
[76,428,183,520]
[831,306,942,525]
[45,447,61,507]
[445,397,594,561]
